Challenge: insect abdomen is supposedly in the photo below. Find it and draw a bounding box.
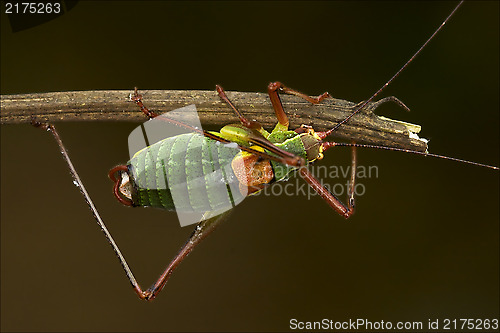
[128,133,241,212]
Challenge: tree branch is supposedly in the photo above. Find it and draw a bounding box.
[1,89,428,151]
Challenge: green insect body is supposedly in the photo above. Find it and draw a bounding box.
[122,123,323,212]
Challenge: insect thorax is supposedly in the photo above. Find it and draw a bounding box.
[268,130,323,182]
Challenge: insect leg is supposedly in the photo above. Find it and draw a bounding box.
[143,211,231,300]
[298,145,356,218]
[216,85,263,130]
[31,118,152,300]
[268,81,330,129]
[130,87,159,119]
[33,118,232,301]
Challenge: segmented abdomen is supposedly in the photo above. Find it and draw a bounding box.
[128,133,242,212]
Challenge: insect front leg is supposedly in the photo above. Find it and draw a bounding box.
[299,145,356,218]
[267,81,331,130]
[130,87,159,119]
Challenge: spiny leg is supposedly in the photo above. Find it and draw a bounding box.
[299,145,356,218]
[268,81,331,129]
[143,211,231,300]
[216,85,262,130]
[32,117,231,301]
[31,119,147,299]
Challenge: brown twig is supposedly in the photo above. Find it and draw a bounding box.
[0,89,428,151]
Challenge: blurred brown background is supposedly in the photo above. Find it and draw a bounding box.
[1,1,498,332]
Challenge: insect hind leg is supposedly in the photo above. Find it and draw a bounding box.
[31,118,156,300]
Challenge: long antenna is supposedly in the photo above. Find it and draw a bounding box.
[325,142,499,170]
[321,0,465,138]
